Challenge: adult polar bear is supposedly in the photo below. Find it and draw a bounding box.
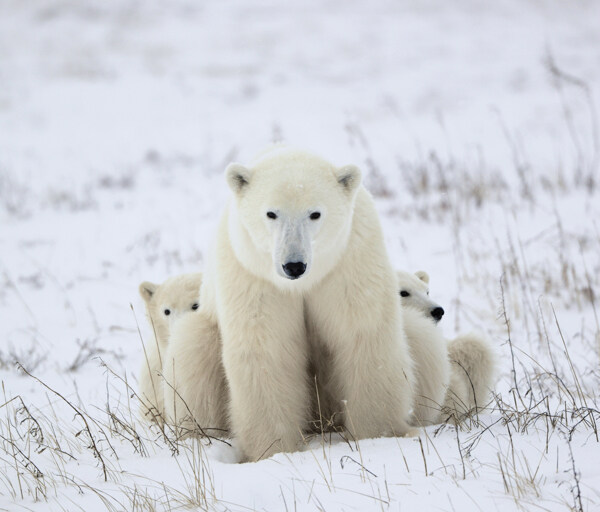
[165,148,415,461]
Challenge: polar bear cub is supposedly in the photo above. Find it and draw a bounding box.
[138,273,203,424]
[396,271,496,421]
[397,271,450,426]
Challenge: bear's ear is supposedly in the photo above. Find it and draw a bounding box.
[334,164,362,194]
[139,281,158,303]
[225,163,253,193]
[415,271,429,284]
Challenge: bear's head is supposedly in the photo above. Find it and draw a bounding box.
[396,270,445,323]
[139,273,203,344]
[225,148,361,290]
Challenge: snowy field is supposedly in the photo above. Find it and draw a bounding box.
[1,0,600,510]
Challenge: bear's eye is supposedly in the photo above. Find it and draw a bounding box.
[399,291,410,297]
[164,309,171,316]
[310,212,321,220]
[191,303,199,310]
[266,211,277,219]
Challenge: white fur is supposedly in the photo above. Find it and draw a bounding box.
[161,310,229,438]
[396,270,444,323]
[173,148,415,461]
[138,273,203,424]
[397,271,496,425]
[442,332,497,421]
[402,307,450,426]
[309,271,450,429]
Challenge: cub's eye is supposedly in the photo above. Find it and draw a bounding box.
[310,212,321,220]
[399,291,410,297]
[191,303,199,310]
[266,211,277,219]
[164,309,171,316]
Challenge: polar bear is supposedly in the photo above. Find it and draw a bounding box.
[396,271,450,426]
[142,274,228,439]
[396,270,444,323]
[138,273,203,424]
[396,271,496,421]
[166,147,415,461]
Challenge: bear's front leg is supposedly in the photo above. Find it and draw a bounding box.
[307,274,415,441]
[219,278,309,462]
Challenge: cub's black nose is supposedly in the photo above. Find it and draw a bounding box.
[431,307,444,322]
[282,262,307,279]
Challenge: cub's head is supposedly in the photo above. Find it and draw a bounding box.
[396,270,444,323]
[225,148,362,289]
[139,273,203,343]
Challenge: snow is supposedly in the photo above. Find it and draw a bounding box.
[1,0,600,510]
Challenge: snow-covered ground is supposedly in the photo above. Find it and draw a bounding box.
[1,1,600,510]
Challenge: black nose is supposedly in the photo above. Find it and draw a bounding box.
[282,262,307,279]
[431,307,444,322]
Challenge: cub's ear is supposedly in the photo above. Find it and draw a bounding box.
[415,271,429,284]
[334,164,361,194]
[225,163,253,193]
[139,281,158,303]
